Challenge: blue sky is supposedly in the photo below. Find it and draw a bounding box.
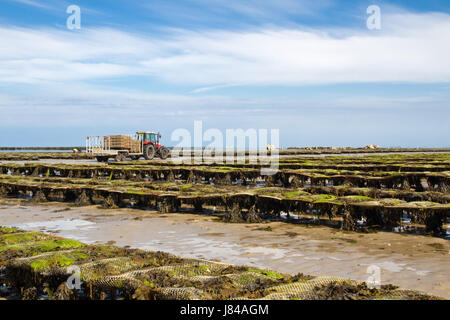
[0,0,449,147]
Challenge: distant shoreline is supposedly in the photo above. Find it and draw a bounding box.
[1,146,450,152]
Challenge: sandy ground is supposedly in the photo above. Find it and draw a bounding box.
[0,199,448,298]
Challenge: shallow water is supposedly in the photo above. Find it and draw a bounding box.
[14,219,96,232]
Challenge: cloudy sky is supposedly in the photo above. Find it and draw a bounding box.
[0,0,449,147]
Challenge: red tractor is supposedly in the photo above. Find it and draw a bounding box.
[138,131,170,160]
[86,131,170,162]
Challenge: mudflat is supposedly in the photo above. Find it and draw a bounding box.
[1,199,448,298]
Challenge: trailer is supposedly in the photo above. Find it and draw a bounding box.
[86,131,169,162]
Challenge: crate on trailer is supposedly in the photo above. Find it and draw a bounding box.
[107,135,133,150]
[131,139,142,153]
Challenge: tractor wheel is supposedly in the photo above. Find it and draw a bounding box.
[96,156,108,162]
[144,145,155,160]
[159,147,169,160]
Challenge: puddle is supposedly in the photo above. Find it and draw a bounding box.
[328,256,343,261]
[361,261,406,273]
[245,247,287,260]
[13,219,95,232]
[198,233,226,237]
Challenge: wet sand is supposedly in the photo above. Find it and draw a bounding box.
[0,199,449,298]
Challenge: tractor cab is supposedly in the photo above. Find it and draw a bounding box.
[137,131,161,147]
[136,131,168,160]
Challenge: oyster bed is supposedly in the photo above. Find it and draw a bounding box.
[0,227,441,300]
[0,153,449,235]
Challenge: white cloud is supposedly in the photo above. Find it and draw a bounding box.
[0,12,449,87]
[1,7,449,147]
[0,27,159,83]
[0,80,447,127]
[143,13,450,86]
[141,0,334,27]
[7,0,52,9]
[185,0,334,18]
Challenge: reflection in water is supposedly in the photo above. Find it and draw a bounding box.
[14,219,95,231]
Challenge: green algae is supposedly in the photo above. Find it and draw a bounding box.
[283,190,307,199]
[0,227,19,235]
[0,232,51,245]
[0,238,85,254]
[248,268,284,280]
[30,251,89,272]
[341,195,373,202]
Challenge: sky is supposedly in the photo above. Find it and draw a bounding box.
[0,0,449,148]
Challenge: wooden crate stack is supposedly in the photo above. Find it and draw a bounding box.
[131,139,142,153]
[106,135,133,151]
